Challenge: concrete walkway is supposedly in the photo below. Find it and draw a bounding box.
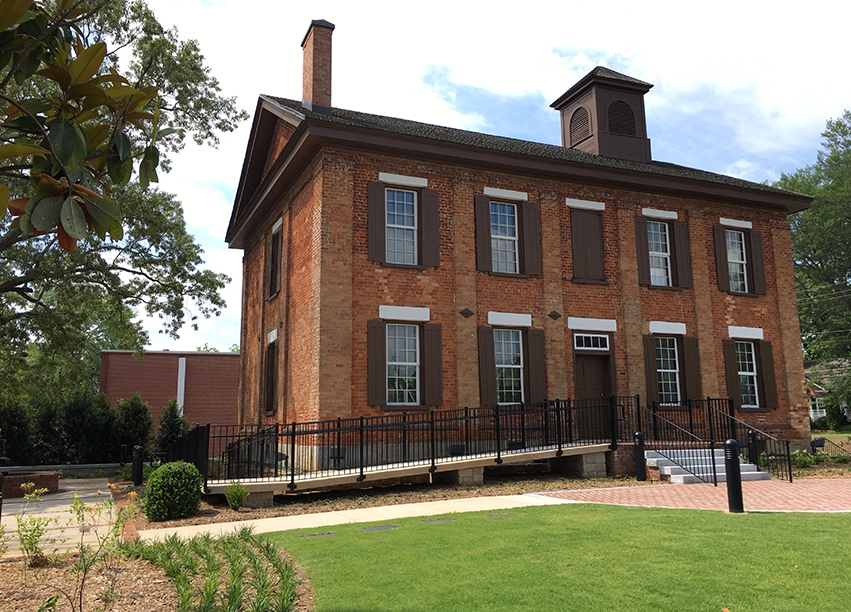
[1,478,117,560]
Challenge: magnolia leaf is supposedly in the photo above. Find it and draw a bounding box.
[96,73,128,86]
[8,197,27,216]
[0,184,8,216]
[69,42,106,86]
[19,212,32,235]
[104,85,144,99]
[155,127,183,140]
[60,195,87,239]
[139,160,149,190]
[107,155,132,186]
[25,192,42,213]
[108,218,123,241]
[83,124,110,150]
[115,132,130,161]
[36,63,72,91]
[143,145,159,168]
[57,223,77,252]
[61,0,76,10]
[48,116,87,171]
[20,98,55,115]
[74,109,99,124]
[67,82,103,101]
[92,222,107,240]
[81,91,118,112]
[30,194,64,231]
[71,183,104,199]
[0,143,48,160]
[81,194,119,227]
[10,215,20,229]
[0,0,33,33]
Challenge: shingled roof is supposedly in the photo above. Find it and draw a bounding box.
[263,95,801,199]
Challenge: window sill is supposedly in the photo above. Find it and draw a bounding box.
[266,291,280,302]
[727,291,761,298]
[381,405,429,412]
[381,262,429,271]
[486,271,532,279]
[641,284,686,291]
[572,278,609,285]
[738,407,773,413]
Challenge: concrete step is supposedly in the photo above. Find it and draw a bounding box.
[658,463,761,476]
[668,471,772,484]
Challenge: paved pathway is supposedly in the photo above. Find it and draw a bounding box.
[538,478,851,512]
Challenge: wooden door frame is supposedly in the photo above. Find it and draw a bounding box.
[572,331,616,398]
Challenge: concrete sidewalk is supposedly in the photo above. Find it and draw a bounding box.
[1,478,117,560]
[136,493,576,542]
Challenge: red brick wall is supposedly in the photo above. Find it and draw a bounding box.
[100,351,239,427]
[238,146,809,440]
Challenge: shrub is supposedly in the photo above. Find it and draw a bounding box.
[144,461,203,522]
[115,393,154,453]
[225,481,249,510]
[810,416,829,431]
[792,451,814,469]
[155,398,190,453]
[834,454,850,464]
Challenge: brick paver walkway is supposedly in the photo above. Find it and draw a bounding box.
[540,478,851,512]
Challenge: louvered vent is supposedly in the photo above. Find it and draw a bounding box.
[569,107,591,145]
[608,101,635,136]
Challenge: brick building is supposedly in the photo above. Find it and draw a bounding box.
[99,350,239,427]
[225,20,812,443]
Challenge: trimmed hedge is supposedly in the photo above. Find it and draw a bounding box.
[144,461,203,522]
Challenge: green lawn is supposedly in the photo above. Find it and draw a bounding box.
[270,505,850,612]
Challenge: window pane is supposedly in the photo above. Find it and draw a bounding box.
[647,221,671,286]
[494,329,523,404]
[387,324,419,404]
[491,202,519,274]
[654,337,680,405]
[386,188,417,265]
[735,341,759,408]
[726,230,748,292]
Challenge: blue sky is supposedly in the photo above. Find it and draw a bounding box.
[139,0,850,351]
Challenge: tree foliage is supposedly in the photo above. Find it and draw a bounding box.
[115,391,152,451]
[155,396,189,453]
[776,110,851,361]
[0,0,246,399]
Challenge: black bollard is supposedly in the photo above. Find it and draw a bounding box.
[132,445,144,486]
[724,439,744,513]
[634,431,646,481]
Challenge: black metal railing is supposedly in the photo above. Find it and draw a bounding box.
[817,438,850,458]
[636,402,718,485]
[642,398,793,483]
[165,397,638,491]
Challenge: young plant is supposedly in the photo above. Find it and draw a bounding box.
[225,480,250,510]
[15,483,67,566]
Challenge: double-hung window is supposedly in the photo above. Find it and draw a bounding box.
[490,202,519,274]
[714,222,766,295]
[494,329,523,404]
[367,178,439,268]
[475,192,541,276]
[385,189,417,265]
[735,341,759,408]
[635,212,691,289]
[647,220,671,287]
[386,324,419,405]
[654,337,680,405]
[726,230,748,293]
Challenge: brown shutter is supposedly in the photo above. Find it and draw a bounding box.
[264,341,277,413]
[643,335,659,405]
[272,231,282,295]
[421,189,440,268]
[672,221,691,289]
[572,210,605,282]
[723,339,741,410]
[367,320,386,406]
[475,196,492,273]
[478,326,497,405]
[749,230,767,295]
[714,225,730,292]
[367,182,385,263]
[422,323,443,407]
[758,341,778,409]
[265,233,274,299]
[526,328,546,403]
[682,337,701,401]
[522,201,541,276]
[635,217,650,285]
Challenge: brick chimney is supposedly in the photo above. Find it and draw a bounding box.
[551,67,653,163]
[301,19,335,113]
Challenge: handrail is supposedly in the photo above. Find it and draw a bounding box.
[636,403,717,485]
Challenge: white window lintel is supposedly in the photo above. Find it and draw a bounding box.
[267,328,278,344]
[379,172,428,188]
[720,217,753,230]
[649,321,687,336]
[379,305,430,322]
[272,217,283,232]
[484,186,528,201]
[566,198,605,211]
[567,317,617,332]
[488,312,532,327]
[642,208,678,220]
[728,325,763,340]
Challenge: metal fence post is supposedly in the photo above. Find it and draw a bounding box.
[357,416,366,482]
[634,431,646,481]
[609,395,618,450]
[288,422,297,490]
[786,440,793,483]
[555,401,563,456]
[429,410,437,473]
[724,439,744,513]
[132,445,144,486]
[494,405,503,464]
[464,408,470,456]
[747,430,758,467]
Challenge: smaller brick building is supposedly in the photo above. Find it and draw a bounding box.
[99,351,239,427]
